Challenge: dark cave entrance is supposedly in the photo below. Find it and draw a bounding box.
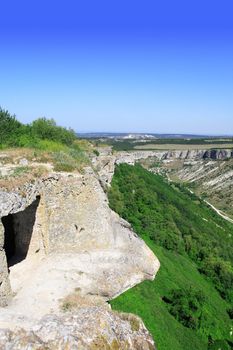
[1,196,40,268]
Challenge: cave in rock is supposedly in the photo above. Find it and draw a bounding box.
[1,196,40,267]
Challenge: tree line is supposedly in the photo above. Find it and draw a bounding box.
[0,108,77,148]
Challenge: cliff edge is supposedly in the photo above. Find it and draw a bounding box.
[0,155,159,349]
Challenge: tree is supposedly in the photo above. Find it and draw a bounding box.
[0,108,22,145]
[165,287,206,330]
[31,117,76,145]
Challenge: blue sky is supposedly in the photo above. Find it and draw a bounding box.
[0,0,233,134]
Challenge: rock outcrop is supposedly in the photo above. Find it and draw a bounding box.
[115,149,233,164]
[0,168,159,310]
[0,306,156,349]
[0,159,159,348]
[169,158,233,219]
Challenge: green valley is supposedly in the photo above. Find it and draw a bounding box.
[108,163,233,350]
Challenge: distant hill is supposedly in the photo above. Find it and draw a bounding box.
[78,132,218,139]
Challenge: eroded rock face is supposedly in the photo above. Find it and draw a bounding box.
[115,149,233,165]
[0,245,11,307]
[0,307,156,349]
[93,148,233,188]
[0,160,159,347]
[0,167,159,319]
[0,181,42,218]
[0,179,44,306]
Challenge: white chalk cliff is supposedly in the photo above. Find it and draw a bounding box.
[0,157,159,349]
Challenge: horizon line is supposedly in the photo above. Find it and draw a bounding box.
[77,131,233,137]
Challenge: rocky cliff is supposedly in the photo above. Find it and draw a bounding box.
[92,147,233,187]
[0,156,159,349]
[3,146,229,348]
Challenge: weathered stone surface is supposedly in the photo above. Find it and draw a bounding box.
[115,149,233,164]
[0,182,41,218]
[0,167,159,321]
[93,155,116,187]
[0,156,159,347]
[0,247,11,307]
[0,307,156,349]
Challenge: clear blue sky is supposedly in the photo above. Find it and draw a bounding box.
[0,0,232,134]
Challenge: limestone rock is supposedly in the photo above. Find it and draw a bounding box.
[0,158,159,347]
[0,307,156,349]
[18,158,29,166]
[0,248,11,307]
[93,148,233,187]
[0,167,159,320]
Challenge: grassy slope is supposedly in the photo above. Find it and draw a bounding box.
[111,243,230,350]
[108,164,232,350]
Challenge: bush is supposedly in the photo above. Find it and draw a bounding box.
[93,149,100,156]
[53,149,89,172]
[199,257,233,301]
[164,287,206,330]
[31,118,76,146]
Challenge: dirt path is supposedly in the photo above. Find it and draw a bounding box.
[204,200,233,224]
[185,188,233,224]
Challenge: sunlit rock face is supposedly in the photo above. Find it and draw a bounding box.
[0,163,159,349]
[93,148,233,188]
[0,306,156,349]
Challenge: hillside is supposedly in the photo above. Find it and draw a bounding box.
[1,108,233,349]
[108,164,233,350]
[167,159,233,220]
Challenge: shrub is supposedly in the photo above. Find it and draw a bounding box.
[93,149,100,156]
[164,287,206,330]
[53,149,89,172]
[31,117,76,146]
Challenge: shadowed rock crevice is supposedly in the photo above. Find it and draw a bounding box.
[2,196,40,267]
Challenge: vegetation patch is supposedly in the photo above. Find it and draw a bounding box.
[115,312,141,332]
[60,290,105,312]
[163,287,206,330]
[108,164,233,350]
[0,108,90,173]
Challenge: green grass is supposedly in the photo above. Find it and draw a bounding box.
[111,243,231,350]
[52,148,89,172]
[0,108,91,172]
[108,163,233,350]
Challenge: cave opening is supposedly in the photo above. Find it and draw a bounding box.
[1,196,40,268]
